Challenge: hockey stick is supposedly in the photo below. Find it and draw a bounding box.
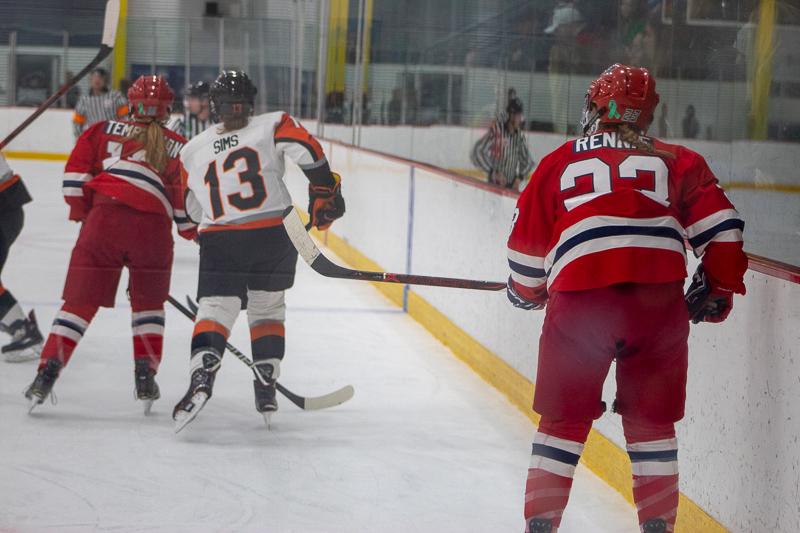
[0,0,120,151]
[283,207,507,291]
[167,295,354,411]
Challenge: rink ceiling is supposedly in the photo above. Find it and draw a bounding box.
[2,109,799,531]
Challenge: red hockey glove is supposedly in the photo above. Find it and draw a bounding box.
[506,277,546,311]
[685,264,735,324]
[308,172,345,231]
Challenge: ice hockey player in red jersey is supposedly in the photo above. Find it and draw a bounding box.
[25,75,196,413]
[172,70,345,432]
[0,154,44,362]
[506,64,747,533]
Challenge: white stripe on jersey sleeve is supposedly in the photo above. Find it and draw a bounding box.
[685,208,740,239]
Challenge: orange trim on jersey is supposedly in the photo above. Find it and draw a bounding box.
[180,163,189,191]
[0,285,6,296]
[192,319,229,338]
[274,113,324,160]
[116,105,130,117]
[250,322,285,339]
[72,113,87,125]
[199,216,283,233]
[0,174,20,193]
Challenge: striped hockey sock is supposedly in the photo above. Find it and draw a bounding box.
[131,308,165,371]
[40,304,97,368]
[249,319,284,377]
[524,420,590,532]
[624,420,679,532]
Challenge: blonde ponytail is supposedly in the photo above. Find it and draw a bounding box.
[128,120,168,172]
[617,124,675,159]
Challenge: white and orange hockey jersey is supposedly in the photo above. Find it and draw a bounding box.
[507,130,748,303]
[180,112,335,232]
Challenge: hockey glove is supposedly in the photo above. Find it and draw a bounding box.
[507,277,545,311]
[685,264,735,324]
[308,172,345,231]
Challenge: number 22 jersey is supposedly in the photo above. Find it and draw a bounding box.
[180,112,330,233]
[507,130,748,301]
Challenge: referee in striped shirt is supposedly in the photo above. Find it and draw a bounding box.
[72,68,129,138]
[167,81,213,140]
[471,97,535,190]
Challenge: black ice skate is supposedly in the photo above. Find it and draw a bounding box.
[253,360,279,428]
[2,310,44,363]
[24,359,62,413]
[527,518,553,533]
[172,350,221,433]
[642,518,667,533]
[134,360,160,415]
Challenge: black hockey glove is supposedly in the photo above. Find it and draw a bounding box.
[308,172,345,231]
[685,264,734,324]
[506,276,545,311]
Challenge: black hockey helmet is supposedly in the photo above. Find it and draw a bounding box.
[506,96,523,116]
[210,70,257,121]
[186,80,210,98]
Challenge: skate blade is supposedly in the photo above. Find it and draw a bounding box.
[261,412,273,430]
[141,398,155,416]
[173,392,209,434]
[27,396,42,414]
[5,345,42,363]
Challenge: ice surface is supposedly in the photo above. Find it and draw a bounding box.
[0,160,638,532]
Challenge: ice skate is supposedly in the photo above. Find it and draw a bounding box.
[3,310,44,363]
[527,518,553,533]
[254,378,278,429]
[134,360,160,415]
[173,350,220,433]
[24,359,62,413]
[642,519,667,533]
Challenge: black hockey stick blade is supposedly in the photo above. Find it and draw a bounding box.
[0,0,120,150]
[282,206,507,291]
[170,295,355,411]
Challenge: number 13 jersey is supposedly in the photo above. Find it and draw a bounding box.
[507,130,747,299]
[180,112,326,232]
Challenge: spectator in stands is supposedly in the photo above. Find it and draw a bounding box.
[619,0,646,49]
[657,102,670,138]
[682,104,700,138]
[387,88,403,125]
[546,2,603,132]
[16,72,48,107]
[471,97,535,191]
[72,68,128,138]
[63,71,80,109]
[627,17,668,76]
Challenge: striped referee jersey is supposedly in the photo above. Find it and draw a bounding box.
[471,115,535,188]
[167,113,213,140]
[72,90,129,138]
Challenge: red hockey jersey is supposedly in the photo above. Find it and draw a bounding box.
[63,119,196,239]
[507,131,747,303]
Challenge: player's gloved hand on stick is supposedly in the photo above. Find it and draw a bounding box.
[685,264,735,323]
[308,171,345,231]
[506,277,546,310]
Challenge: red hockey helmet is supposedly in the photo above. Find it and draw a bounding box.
[579,64,659,135]
[127,75,174,121]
